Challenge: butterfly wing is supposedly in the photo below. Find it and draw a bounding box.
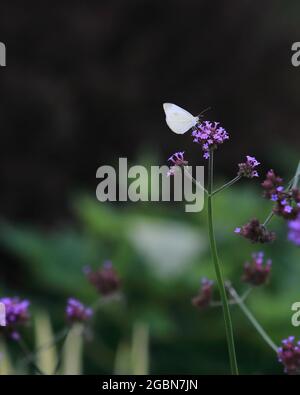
[163,103,199,134]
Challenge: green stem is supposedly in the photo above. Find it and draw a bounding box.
[226,284,278,353]
[53,328,70,374]
[18,338,45,375]
[207,150,239,375]
[183,166,208,195]
[23,327,69,363]
[212,176,241,196]
[211,288,252,307]
[292,161,300,189]
[263,211,274,227]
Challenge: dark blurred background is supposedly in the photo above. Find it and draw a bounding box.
[0,0,300,375]
[0,0,299,224]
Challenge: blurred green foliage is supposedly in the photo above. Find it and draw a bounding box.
[0,180,300,374]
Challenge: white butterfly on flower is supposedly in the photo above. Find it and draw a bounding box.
[163,103,199,134]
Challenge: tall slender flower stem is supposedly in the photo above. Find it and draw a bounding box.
[226,284,278,353]
[263,211,274,227]
[212,176,241,196]
[183,166,208,195]
[292,161,300,189]
[20,327,69,365]
[207,150,239,375]
[211,288,252,307]
[53,328,70,374]
[18,338,45,375]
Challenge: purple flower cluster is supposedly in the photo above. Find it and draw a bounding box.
[66,298,93,324]
[235,218,276,244]
[238,156,260,178]
[288,213,300,246]
[192,121,229,159]
[278,336,300,374]
[84,261,121,296]
[0,297,30,340]
[261,169,283,199]
[242,252,271,286]
[272,188,300,220]
[262,170,300,220]
[192,278,214,309]
[167,151,188,176]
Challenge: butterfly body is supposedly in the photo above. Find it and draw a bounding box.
[163,103,199,134]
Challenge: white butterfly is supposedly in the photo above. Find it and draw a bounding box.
[163,103,199,134]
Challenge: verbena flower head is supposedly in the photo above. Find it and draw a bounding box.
[278,336,300,374]
[288,213,300,246]
[272,191,300,220]
[261,169,283,199]
[167,151,188,176]
[262,170,300,220]
[84,261,121,296]
[66,298,93,324]
[238,156,260,178]
[192,121,229,159]
[192,278,214,309]
[235,218,276,243]
[242,252,271,286]
[0,297,30,340]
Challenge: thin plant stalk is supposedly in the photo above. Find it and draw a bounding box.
[18,338,45,375]
[263,211,274,227]
[207,149,239,375]
[212,175,241,196]
[21,327,69,366]
[292,161,300,189]
[183,166,208,195]
[211,288,252,307]
[53,328,70,374]
[226,284,278,353]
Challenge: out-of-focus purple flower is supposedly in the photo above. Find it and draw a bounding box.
[238,156,260,178]
[0,297,30,340]
[192,121,229,159]
[262,170,300,220]
[261,169,283,199]
[84,261,121,296]
[192,278,214,309]
[278,336,300,374]
[66,298,93,324]
[234,218,276,243]
[167,151,188,176]
[288,213,300,246]
[272,188,300,221]
[242,252,271,286]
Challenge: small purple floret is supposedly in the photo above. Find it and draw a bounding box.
[167,151,188,176]
[238,155,260,178]
[242,252,271,286]
[66,298,93,324]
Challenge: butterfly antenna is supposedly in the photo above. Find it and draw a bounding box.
[197,106,211,117]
